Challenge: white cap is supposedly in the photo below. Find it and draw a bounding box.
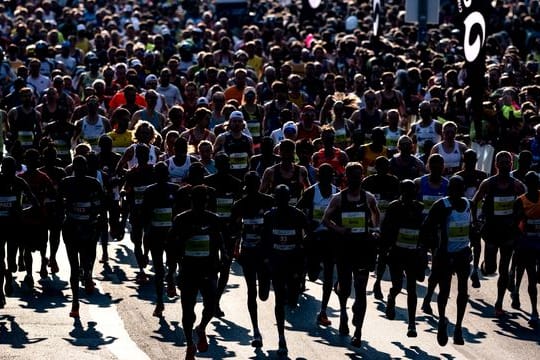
[77,24,86,31]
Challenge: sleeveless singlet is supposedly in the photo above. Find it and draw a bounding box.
[312,183,339,232]
[443,197,471,253]
[414,120,440,154]
[167,155,191,184]
[420,175,449,215]
[436,142,462,175]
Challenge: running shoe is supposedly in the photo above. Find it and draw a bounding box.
[85,280,95,294]
[214,307,225,318]
[317,312,331,326]
[437,318,448,346]
[511,292,521,309]
[529,314,539,328]
[470,270,481,288]
[453,326,464,345]
[24,275,34,290]
[407,325,417,338]
[137,273,151,284]
[166,281,177,298]
[421,299,433,315]
[153,303,164,317]
[494,304,505,317]
[350,331,362,348]
[39,262,48,279]
[195,326,208,352]
[372,281,383,300]
[185,344,196,360]
[69,305,80,318]
[49,258,59,274]
[338,313,349,335]
[277,339,288,356]
[251,333,263,348]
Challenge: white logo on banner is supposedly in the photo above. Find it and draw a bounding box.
[458,0,486,63]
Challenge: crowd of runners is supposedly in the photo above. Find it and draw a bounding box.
[0,0,540,359]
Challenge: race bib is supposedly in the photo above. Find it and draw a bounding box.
[342,211,366,233]
[396,228,420,249]
[493,196,514,216]
[229,152,249,170]
[151,207,172,227]
[216,197,234,218]
[185,234,210,257]
[247,121,261,137]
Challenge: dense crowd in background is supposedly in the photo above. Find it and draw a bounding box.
[0,1,540,359]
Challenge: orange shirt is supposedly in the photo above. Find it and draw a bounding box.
[224,85,244,104]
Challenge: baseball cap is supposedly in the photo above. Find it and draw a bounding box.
[197,97,209,106]
[145,74,158,84]
[283,121,297,134]
[229,110,244,120]
[77,24,86,31]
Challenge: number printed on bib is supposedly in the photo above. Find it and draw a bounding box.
[396,228,420,249]
[0,195,17,217]
[185,235,210,257]
[216,197,234,218]
[342,211,366,233]
[151,207,172,227]
[448,221,470,243]
[229,152,249,169]
[493,196,514,216]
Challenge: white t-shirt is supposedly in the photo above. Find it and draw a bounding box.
[157,84,183,107]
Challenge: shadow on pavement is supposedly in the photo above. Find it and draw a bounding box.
[63,318,117,350]
[392,341,456,360]
[150,317,184,346]
[212,317,252,346]
[15,275,70,313]
[0,314,47,348]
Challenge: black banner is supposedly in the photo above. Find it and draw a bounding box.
[457,0,491,140]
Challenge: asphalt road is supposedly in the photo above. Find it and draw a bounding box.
[1,234,539,359]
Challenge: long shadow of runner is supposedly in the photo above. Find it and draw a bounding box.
[63,318,117,350]
[468,298,537,343]
[114,244,140,269]
[0,314,47,348]
[391,341,456,360]
[16,275,70,313]
[150,317,184,346]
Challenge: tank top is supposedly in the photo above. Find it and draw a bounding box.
[108,130,133,154]
[15,107,39,148]
[185,221,211,258]
[241,105,263,139]
[167,155,191,184]
[414,120,440,154]
[140,110,161,131]
[223,133,251,177]
[241,208,265,249]
[383,127,401,150]
[379,90,401,111]
[273,164,302,205]
[443,197,471,253]
[420,175,449,215]
[312,183,339,232]
[395,201,424,250]
[269,208,303,252]
[518,192,540,248]
[81,115,106,151]
[482,177,517,224]
[359,108,382,141]
[362,145,387,176]
[436,142,462,175]
[127,143,159,169]
[337,189,370,236]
